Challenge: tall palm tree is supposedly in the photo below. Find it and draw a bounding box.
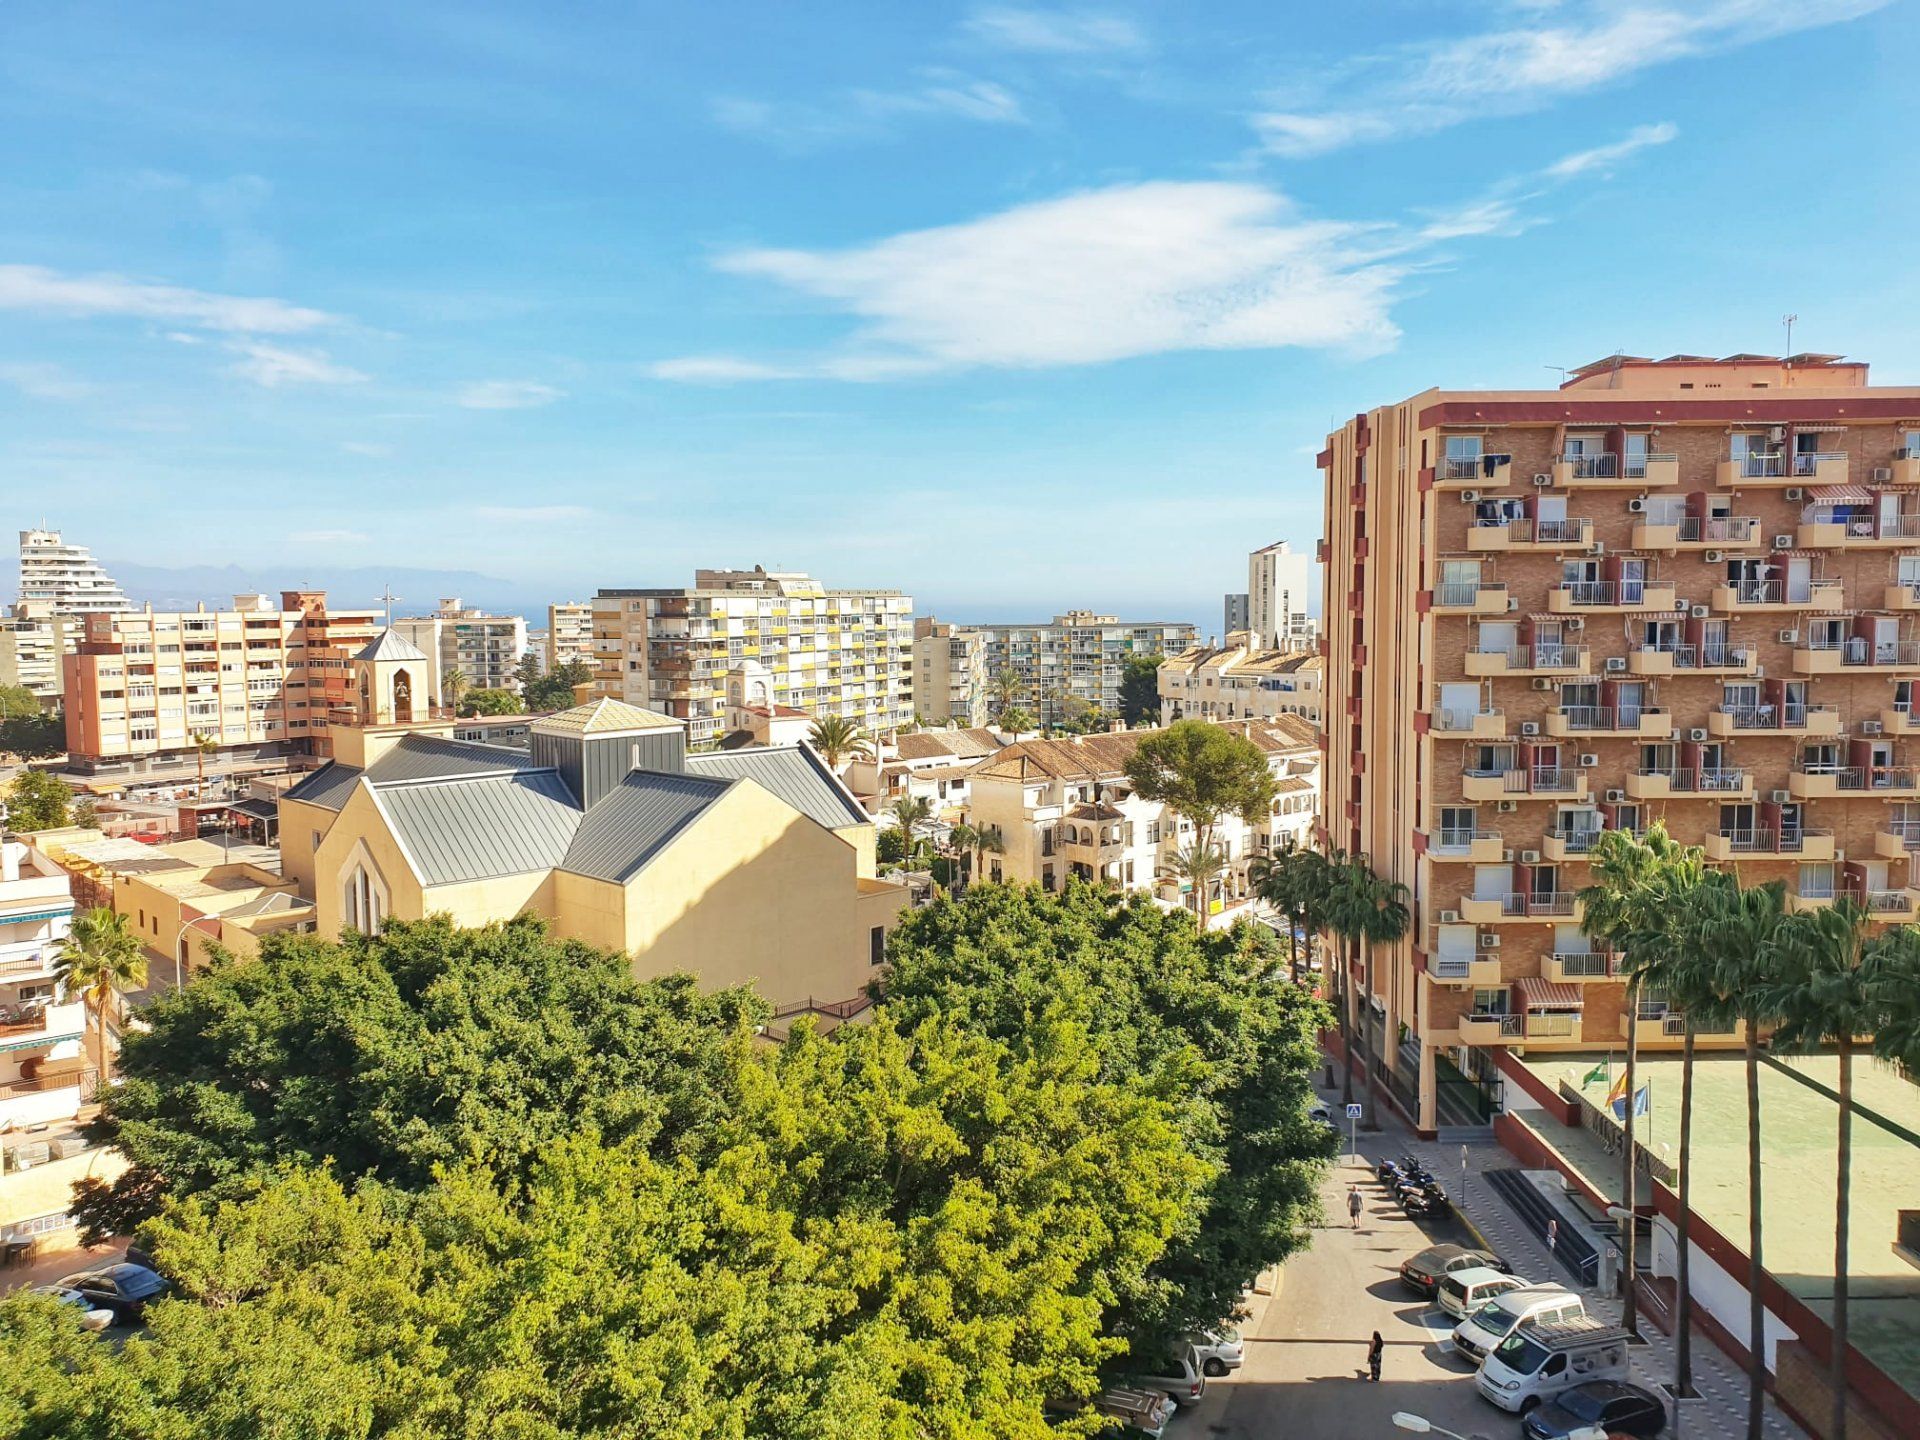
[1580,822,1697,1341]
[1757,903,1915,1440]
[888,794,934,867]
[1357,865,1410,1126]
[945,821,979,891]
[1168,840,1228,930]
[973,823,1005,885]
[1248,847,1301,981]
[441,665,470,713]
[807,714,874,772]
[1320,853,1406,1115]
[53,907,147,1099]
[1702,877,1789,1440]
[188,730,219,793]
[988,667,1025,719]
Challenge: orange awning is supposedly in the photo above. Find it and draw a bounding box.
[1810,485,1872,503]
[1517,976,1584,1011]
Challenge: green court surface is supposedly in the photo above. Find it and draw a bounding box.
[1518,1050,1920,1397]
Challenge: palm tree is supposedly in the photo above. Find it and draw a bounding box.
[888,795,934,867]
[945,821,979,891]
[807,715,874,772]
[1319,854,1406,1116]
[997,704,1035,736]
[188,730,219,793]
[1168,840,1228,931]
[442,666,470,713]
[973,823,1005,885]
[53,907,147,1099]
[1757,903,1915,1440]
[988,667,1025,719]
[1703,877,1789,1440]
[1249,845,1313,983]
[1356,865,1410,1126]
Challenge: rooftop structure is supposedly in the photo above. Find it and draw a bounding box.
[16,528,131,618]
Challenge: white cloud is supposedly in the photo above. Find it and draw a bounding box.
[713,71,1026,146]
[0,362,92,400]
[292,528,370,544]
[474,505,591,522]
[964,7,1145,53]
[1254,0,1887,155]
[457,379,563,410]
[652,181,1408,381]
[226,342,367,388]
[1545,121,1679,177]
[0,263,336,333]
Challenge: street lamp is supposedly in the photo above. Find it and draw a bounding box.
[1393,1416,1605,1440]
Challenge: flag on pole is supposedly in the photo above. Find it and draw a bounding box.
[1582,1059,1608,1088]
[1612,1084,1651,1121]
[1606,1066,1631,1109]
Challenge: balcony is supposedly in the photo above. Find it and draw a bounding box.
[1710,578,1846,613]
[1458,891,1581,924]
[1793,638,1920,675]
[1468,517,1593,552]
[1430,705,1507,739]
[1461,767,1589,802]
[1707,703,1842,739]
[0,998,85,1049]
[1546,705,1673,739]
[1465,643,1591,678]
[1426,827,1505,863]
[1876,821,1920,860]
[1520,1011,1585,1043]
[1458,1011,1524,1045]
[1884,583,1920,612]
[1789,885,1837,914]
[1626,644,1758,677]
[1626,766,1753,801]
[1883,705,1920,736]
[1791,765,1920,800]
[1716,453,1799,487]
[1542,825,1603,863]
[1437,454,1512,490]
[1799,513,1920,550]
[1545,950,1619,985]
[1548,579,1679,614]
[1554,453,1677,488]
[1632,515,1762,551]
[1705,827,1837,862]
[1893,449,1920,487]
[1432,579,1511,615]
[1850,888,1920,922]
[1428,952,1505,987]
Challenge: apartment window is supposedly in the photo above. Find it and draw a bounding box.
[869,926,886,967]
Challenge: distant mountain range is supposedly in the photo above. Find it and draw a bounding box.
[98,558,557,620]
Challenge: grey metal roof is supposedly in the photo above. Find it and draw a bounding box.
[373,771,581,886]
[685,746,868,831]
[559,770,733,884]
[281,762,364,811]
[355,628,428,663]
[364,734,540,785]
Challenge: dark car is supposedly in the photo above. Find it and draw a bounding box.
[1398,1243,1508,1297]
[1522,1379,1667,1439]
[56,1263,171,1323]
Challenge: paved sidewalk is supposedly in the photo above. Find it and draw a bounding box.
[1342,1085,1804,1440]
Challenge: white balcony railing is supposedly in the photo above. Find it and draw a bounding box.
[1560,453,1619,479]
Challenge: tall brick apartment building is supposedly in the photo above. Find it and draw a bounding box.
[1320,353,1920,1134]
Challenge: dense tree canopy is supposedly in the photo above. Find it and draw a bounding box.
[5,766,71,829]
[1117,653,1162,727]
[457,686,521,716]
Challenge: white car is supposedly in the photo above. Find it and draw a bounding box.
[1188,1325,1245,1376]
[31,1285,116,1332]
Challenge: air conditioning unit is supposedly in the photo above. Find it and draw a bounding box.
[1605,788,1626,804]
[1703,550,1725,564]
[1778,629,1801,644]
[1520,720,1540,736]
[1773,534,1794,550]
[1784,487,1805,502]
[1771,789,1792,805]
[1460,490,1481,503]
[1691,604,1711,619]
[1579,753,1599,768]
[1502,848,1516,863]
[1439,909,1462,925]
[1588,541,1607,556]
[1532,677,1555,691]
[1873,466,1894,483]
[1519,851,1541,865]
[1605,656,1627,673]
[1565,616,1585,630]
[1481,933,1502,949]
[1769,426,1787,443]
[1627,497,1647,513]
[1862,719,1885,735]
[1507,596,1521,612]
[1534,473,1554,487]
[1688,727,1708,742]
[1497,800,1520,813]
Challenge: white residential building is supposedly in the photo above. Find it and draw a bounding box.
[965,611,1198,727]
[393,598,530,701]
[846,727,1003,814]
[0,840,85,1135]
[17,529,133,619]
[1158,633,1325,726]
[547,602,595,671]
[0,602,78,706]
[1247,540,1317,650]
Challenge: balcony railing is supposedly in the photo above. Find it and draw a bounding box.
[1435,826,1498,850]
[1804,638,1920,666]
[1555,580,1649,606]
[1717,703,1829,729]
[1556,705,1659,732]
[1526,1013,1581,1038]
[1433,708,1503,733]
[1436,580,1500,606]
[1728,453,1789,477]
[1794,451,1846,476]
[1715,827,1831,854]
[1442,454,1509,481]
[1473,644,1587,670]
[1465,1012,1524,1038]
[1559,453,1618,479]
[1638,766,1747,792]
[1546,825,1602,854]
[1552,950,1615,978]
[1793,765,1919,792]
[1677,516,1759,543]
[1853,888,1914,914]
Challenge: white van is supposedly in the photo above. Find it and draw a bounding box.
[1476,1318,1632,1413]
[1436,1265,1529,1321]
[1452,1286,1585,1362]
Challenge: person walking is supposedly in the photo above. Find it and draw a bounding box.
[1367,1331,1384,1383]
[1347,1185,1363,1228]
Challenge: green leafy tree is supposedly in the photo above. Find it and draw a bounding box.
[0,687,63,760]
[0,683,40,719]
[458,686,519,716]
[71,796,99,829]
[4,767,71,831]
[53,907,147,1099]
[807,714,873,771]
[1117,653,1163,727]
[513,650,545,697]
[524,658,594,712]
[1124,719,1274,898]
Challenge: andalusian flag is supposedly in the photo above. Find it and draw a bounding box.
[1581,1059,1608,1088]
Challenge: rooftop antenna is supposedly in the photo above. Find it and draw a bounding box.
[1783,313,1798,355]
[1545,365,1568,385]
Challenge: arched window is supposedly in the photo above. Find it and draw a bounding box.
[392,669,413,724]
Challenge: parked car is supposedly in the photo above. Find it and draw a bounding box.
[54,1263,171,1324]
[1398,1243,1508,1297]
[1522,1378,1668,1438]
[1452,1286,1585,1362]
[1477,1318,1632,1414]
[1308,1101,1337,1128]
[1436,1265,1530,1321]
[1122,1343,1207,1408]
[30,1286,116,1332]
[1186,1325,1245,1376]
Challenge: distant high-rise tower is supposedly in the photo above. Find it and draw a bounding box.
[1247,540,1316,649]
[17,528,132,617]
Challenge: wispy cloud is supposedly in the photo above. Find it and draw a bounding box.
[474,504,591,522]
[964,7,1146,54]
[227,342,367,388]
[457,379,563,410]
[713,71,1025,148]
[292,528,370,544]
[0,362,92,400]
[1253,0,1886,156]
[0,263,336,333]
[1545,121,1678,177]
[652,181,1409,382]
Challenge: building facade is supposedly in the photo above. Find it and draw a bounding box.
[16,528,132,619]
[60,590,381,773]
[393,598,529,702]
[968,611,1199,728]
[547,602,594,671]
[1248,540,1317,650]
[0,840,84,1135]
[911,618,988,727]
[1321,351,1920,1134]
[0,602,78,707]
[1224,592,1250,636]
[592,568,913,747]
[1158,634,1324,726]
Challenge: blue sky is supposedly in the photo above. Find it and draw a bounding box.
[3,1,1916,626]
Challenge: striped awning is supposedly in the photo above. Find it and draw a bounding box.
[0,908,72,927]
[1810,485,1872,502]
[1795,423,1847,433]
[1517,976,1584,1011]
[0,1025,83,1055]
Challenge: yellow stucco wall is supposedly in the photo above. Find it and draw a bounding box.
[276,796,336,899]
[311,784,424,934]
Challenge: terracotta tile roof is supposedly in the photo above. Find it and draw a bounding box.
[894,727,1001,761]
[1066,801,1125,821]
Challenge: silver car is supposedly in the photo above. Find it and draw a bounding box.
[1187,1325,1245,1376]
